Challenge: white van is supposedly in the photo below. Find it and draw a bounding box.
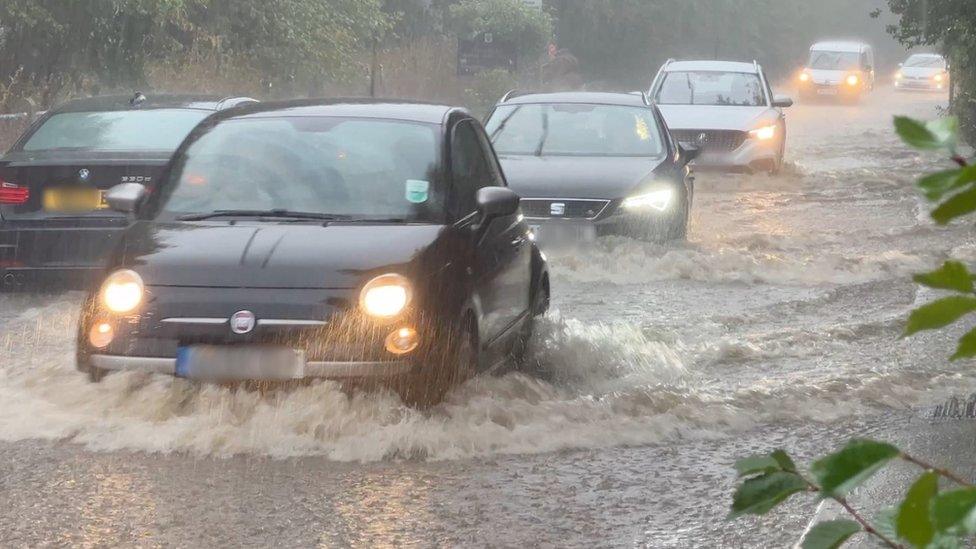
[797,41,875,102]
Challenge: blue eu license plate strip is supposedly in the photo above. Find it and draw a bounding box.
[176,345,305,381]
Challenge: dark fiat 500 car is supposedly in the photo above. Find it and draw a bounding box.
[76,100,549,404]
[484,92,698,243]
[0,93,255,289]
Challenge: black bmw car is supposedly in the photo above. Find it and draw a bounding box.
[76,99,549,404]
[485,92,698,242]
[0,93,256,289]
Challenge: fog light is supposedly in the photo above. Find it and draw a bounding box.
[385,327,419,355]
[88,321,114,349]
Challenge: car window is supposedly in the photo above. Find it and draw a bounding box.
[808,51,860,70]
[656,71,766,107]
[450,120,494,217]
[156,116,445,222]
[21,109,210,152]
[486,104,664,157]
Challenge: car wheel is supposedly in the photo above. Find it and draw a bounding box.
[398,315,478,407]
[512,276,549,371]
[664,193,689,241]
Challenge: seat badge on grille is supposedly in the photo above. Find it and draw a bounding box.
[230,310,256,334]
[78,169,91,181]
[550,202,566,216]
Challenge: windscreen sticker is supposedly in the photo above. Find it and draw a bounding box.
[405,179,430,203]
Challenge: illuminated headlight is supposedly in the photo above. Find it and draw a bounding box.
[749,125,777,141]
[934,73,945,82]
[846,74,860,86]
[799,72,810,82]
[100,269,144,314]
[895,71,903,80]
[622,188,674,212]
[360,274,412,318]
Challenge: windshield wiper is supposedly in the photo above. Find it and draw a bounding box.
[177,209,352,222]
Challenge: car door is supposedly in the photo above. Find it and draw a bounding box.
[450,118,525,348]
[475,121,532,331]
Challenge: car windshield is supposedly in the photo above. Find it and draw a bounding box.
[485,103,663,157]
[21,109,210,152]
[656,71,766,106]
[904,55,945,68]
[808,51,861,70]
[155,116,445,222]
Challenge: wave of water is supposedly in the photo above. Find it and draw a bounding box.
[0,293,969,462]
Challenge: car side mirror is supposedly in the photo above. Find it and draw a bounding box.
[772,95,794,108]
[679,143,700,164]
[476,186,520,220]
[106,183,147,213]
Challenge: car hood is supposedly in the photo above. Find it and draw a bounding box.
[901,66,942,78]
[656,105,776,131]
[119,221,446,289]
[498,154,665,199]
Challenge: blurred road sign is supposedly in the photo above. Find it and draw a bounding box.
[457,32,517,75]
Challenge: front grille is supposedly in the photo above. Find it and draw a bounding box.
[671,129,747,153]
[520,199,610,220]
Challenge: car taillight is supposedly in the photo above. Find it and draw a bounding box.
[0,180,29,205]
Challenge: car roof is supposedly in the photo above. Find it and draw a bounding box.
[906,53,944,59]
[500,92,649,107]
[215,98,465,125]
[810,41,870,53]
[51,94,256,114]
[664,60,759,73]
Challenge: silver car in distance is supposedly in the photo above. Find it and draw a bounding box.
[649,59,793,174]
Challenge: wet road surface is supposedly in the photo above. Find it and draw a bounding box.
[2,87,975,547]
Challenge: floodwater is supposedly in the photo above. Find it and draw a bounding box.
[1,87,972,547]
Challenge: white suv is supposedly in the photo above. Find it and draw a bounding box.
[649,60,793,173]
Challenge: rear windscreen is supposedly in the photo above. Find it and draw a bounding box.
[21,109,209,152]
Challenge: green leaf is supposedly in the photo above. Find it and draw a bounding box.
[932,186,976,225]
[928,117,960,150]
[895,116,959,150]
[951,327,976,361]
[918,167,976,202]
[771,449,797,473]
[897,471,938,546]
[735,455,783,477]
[874,506,899,541]
[905,296,976,336]
[810,439,900,498]
[801,519,861,549]
[914,261,974,293]
[728,471,808,519]
[932,488,976,536]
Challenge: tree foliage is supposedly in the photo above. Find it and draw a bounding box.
[448,0,552,54]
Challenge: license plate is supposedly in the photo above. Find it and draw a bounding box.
[532,223,596,244]
[43,187,107,212]
[817,88,839,95]
[175,345,305,381]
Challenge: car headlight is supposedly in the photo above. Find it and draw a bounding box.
[749,125,777,141]
[100,269,144,314]
[934,73,945,82]
[360,274,412,318]
[622,188,674,212]
[799,72,810,82]
[846,74,860,86]
[895,71,903,80]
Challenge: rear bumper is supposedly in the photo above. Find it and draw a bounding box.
[0,266,104,290]
[89,354,414,379]
[0,221,125,285]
